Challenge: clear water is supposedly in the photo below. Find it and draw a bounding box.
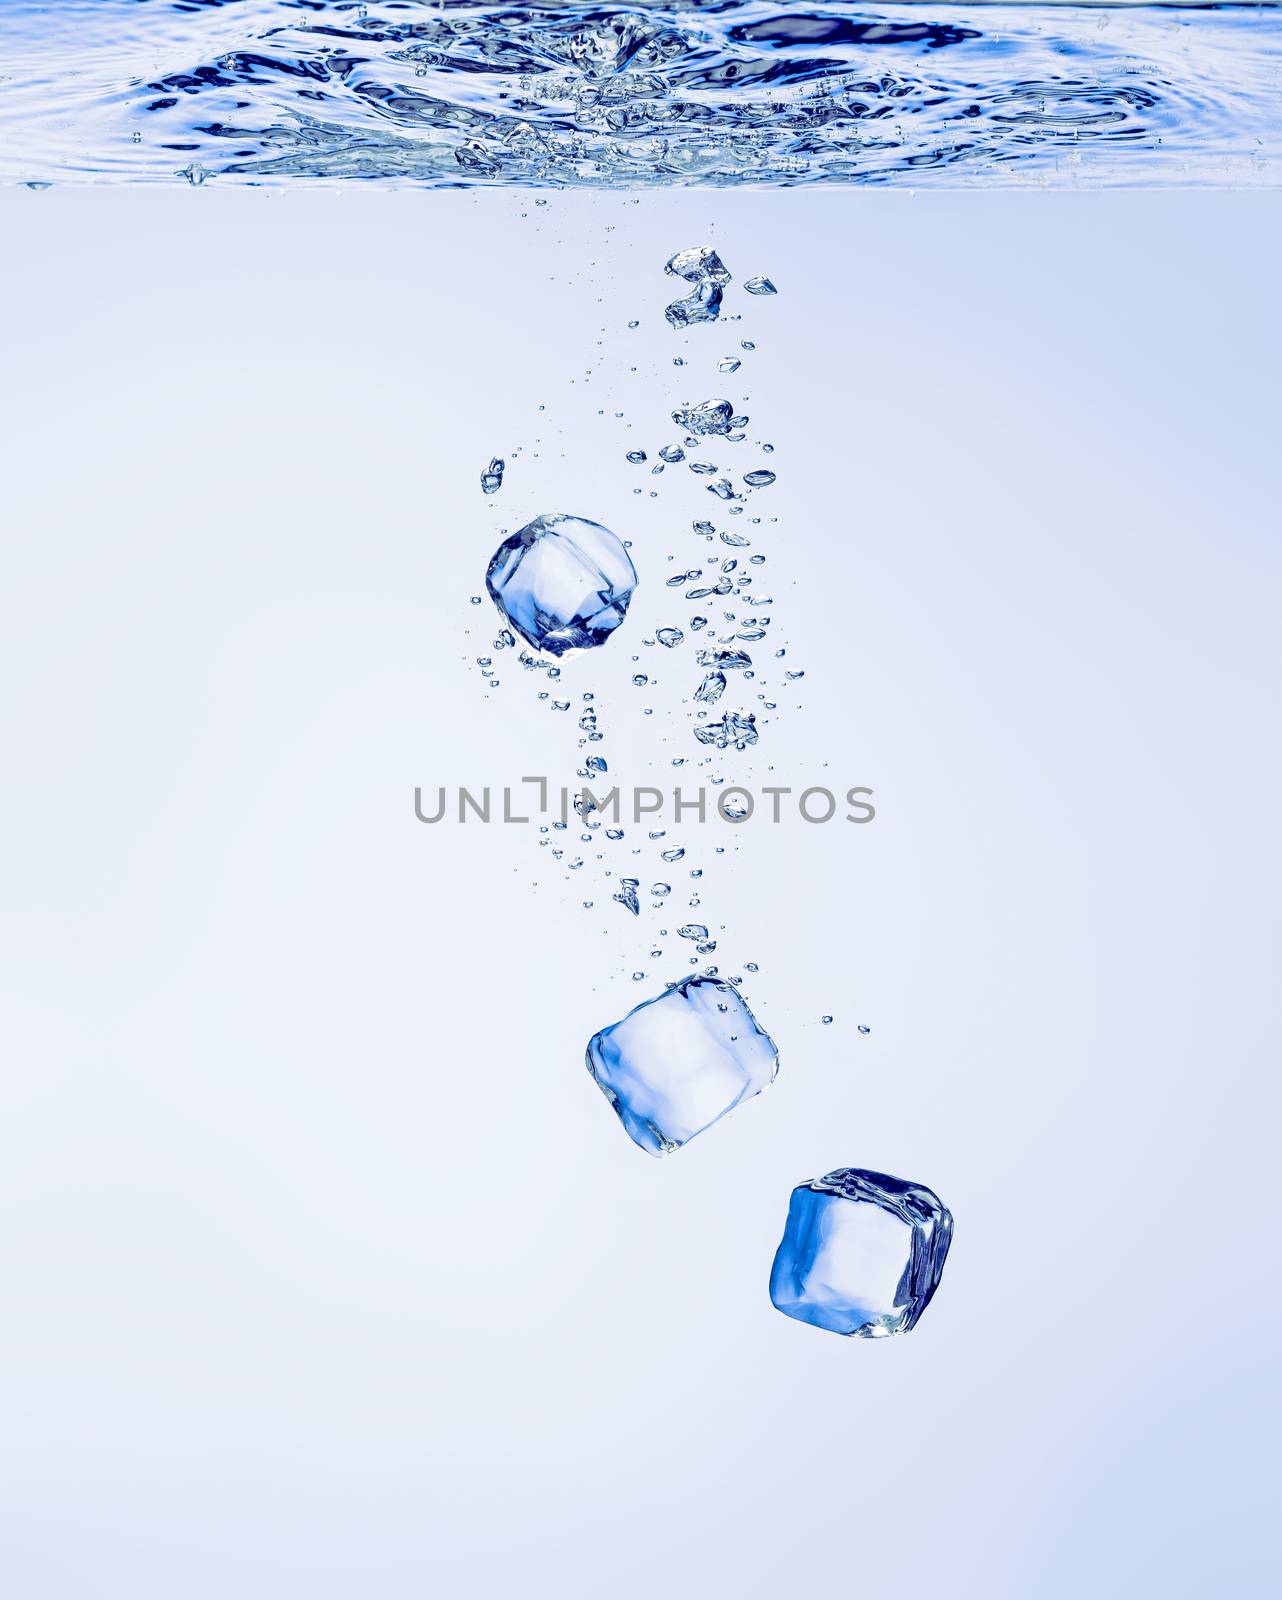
[2,0,1279,188]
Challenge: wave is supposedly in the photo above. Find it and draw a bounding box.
[2,1,1279,186]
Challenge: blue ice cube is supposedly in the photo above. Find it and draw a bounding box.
[486,512,637,658]
[586,976,779,1156]
[769,1168,953,1338]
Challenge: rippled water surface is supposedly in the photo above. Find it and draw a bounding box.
[2,0,1279,186]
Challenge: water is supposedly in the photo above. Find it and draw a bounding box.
[769,1168,955,1337]
[5,0,1255,1363]
[586,973,780,1154]
[2,0,1279,188]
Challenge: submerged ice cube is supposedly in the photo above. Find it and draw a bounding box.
[666,281,724,329]
[665,245,731,286]
[486,512,637,658]
[694,710,757,749]
[697,646,751,671]
[672,398,735,436]
[586,975,779,1156]
[769,1168,953,1338]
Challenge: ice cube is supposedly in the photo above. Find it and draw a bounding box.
[769,1168,953,1338]
[665,281,724,329]
[693,710,757,750]
[697,647,752,671]
[671,399,735,436]
[586,975,779,1156]
[486,513,637,658]
[665,245,731,285]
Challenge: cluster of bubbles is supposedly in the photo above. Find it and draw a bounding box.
[462,238,806,989]
[461,234,863,1031]
[634,246,802,773]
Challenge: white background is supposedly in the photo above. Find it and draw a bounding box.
[1,189,1279,1596]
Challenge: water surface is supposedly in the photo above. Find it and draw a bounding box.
[2,0,1279,186]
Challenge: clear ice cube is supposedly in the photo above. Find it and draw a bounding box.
[769,1168,953,1338]
[671,399,735,436]
[665,245,731,285]
[586,975,779,1156]
[693,710,757,749]
[486,512,637,658]
[665,282,724,329]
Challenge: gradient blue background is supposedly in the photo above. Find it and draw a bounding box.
[1,189,1279,1596]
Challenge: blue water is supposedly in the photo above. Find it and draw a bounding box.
[2,0,1279,186]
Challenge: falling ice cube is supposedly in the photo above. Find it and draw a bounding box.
[671,398,735,436]
[696,646,752,671]
[693,710,758,750]
[665,245,731,285]
[486,512,638,658]
[769,1168,953,1338]
[665,281,724,329]
[586,975,779,1156]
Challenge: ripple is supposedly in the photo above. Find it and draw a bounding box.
[1,1,1279,186]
